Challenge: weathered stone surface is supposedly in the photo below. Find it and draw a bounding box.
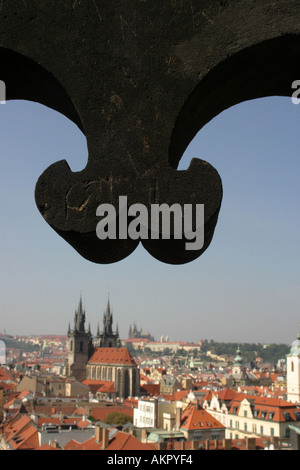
[1,1,300,264]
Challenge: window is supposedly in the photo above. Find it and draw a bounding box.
[230,419,233,428]
[260,426,264,435]
[244,423,247,432]
[271,428,274,437]
[244,410,247,417]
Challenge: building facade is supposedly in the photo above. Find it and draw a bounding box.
[86,347,140,399]
[203,390,300,440]
[133,397,178,429]
[66,295,140,399]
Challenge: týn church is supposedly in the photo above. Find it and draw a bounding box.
[65,294,140,399]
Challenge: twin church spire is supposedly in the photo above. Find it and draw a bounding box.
[97,295,121,347]
[69,292,120,348]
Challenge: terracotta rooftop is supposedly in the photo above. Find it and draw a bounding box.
[91,405,133,421]
[88,347,136,365]
[180,403,225,431]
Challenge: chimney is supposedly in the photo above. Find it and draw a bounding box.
[94,424,102,443]
[102,428,110,449]
[50,440,60,449]
[141,428,147,443]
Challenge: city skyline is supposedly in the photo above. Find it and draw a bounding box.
[0,96,299,345]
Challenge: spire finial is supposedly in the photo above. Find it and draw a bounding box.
[75,289,85,332]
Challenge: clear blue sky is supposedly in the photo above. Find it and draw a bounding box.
[0,96,299,344]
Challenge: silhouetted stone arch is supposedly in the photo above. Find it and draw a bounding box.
[1,1,300,264]
[0,47,83,131]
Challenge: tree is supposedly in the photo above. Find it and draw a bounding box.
[104,412,133,426]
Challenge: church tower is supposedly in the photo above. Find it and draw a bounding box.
[97,297,121,348]
[66,293,93,381]
[287,328,300,404]
[232,346,244,376]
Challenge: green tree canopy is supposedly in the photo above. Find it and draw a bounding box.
[104,412,133,426]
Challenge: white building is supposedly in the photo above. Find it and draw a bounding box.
[286,330,300,404]
[133,397,182,430]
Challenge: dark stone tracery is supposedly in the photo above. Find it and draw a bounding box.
[0,1,300,264]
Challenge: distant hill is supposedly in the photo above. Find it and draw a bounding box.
[201,340,289,365]
[1,337,40,353]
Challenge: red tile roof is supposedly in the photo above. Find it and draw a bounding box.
[97,381,116,393]
[82,379,116,394]
[88,347,136,365]
[9,425,39,450]
[140,383,160,396]
[225,393,300,423]
[63,431,156,451]
[74,406,90,416]
[216,388,236,401]
[38,443,61,450]
[3,415,39,450]
[91,406,133,421]
[0,368,16,382]
[106,431,156,451]
[180,403,225,431]
[64,438,86,450]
